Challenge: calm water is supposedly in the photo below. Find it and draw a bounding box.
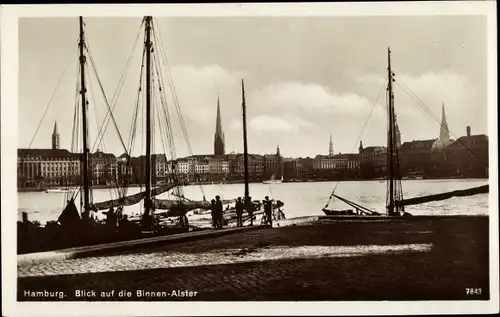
[18,179,489,225]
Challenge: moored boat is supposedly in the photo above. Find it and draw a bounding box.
[45,187,68,193]
[321,48,488,217]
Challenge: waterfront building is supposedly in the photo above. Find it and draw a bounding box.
[17,148,80,188]
[195,158,210,175]
[17,123,81,188]
[176,158,190,175]
[313,153,360,179]
[359,145,387,178]
[445,126,488,177]
[229,153,265,181]
[263,145,282,179]
[208,156,229,175]
[89,150,117,185]
[116,153,133,184]
[399,139,435,175]
[427,103,454,177]
[295,157,316,179]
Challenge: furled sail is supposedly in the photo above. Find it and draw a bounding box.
[395,185,488,207]
[152,197,236,212]
[152,198,212,213]
[89,180,186,211]
[58,199,81,226]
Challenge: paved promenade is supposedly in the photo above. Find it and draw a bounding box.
[18,216,489,301]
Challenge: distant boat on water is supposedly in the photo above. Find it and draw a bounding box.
[263,173,283,184]
[45,187,68,193]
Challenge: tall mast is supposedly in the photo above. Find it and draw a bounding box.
[79,16,90,213]
[241,79,250,200]
[144,16,153,213]
[387,47,395,215]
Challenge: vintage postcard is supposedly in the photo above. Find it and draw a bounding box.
[1,2,498,316]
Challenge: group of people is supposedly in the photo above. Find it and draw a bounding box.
[103,206,125,230]
[210,195,225,229]
[234,196,255,227]
[210,195,280,229]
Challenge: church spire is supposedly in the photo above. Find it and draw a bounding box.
[328,134,334,156]
[439,101,450,142]
[214,94,225,156]
[52,121,60,150]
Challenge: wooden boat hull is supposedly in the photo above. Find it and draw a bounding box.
[322,208,359,216]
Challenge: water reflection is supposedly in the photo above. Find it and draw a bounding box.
[18,179,489,224]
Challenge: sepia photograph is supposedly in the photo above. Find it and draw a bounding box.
[1,2,498,316]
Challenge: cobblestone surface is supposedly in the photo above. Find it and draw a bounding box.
[18,217,490,301]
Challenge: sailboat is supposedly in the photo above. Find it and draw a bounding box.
[322,48,488,217]
[54,16,219,233]
[241,81,285,222]
[263,173,283,184]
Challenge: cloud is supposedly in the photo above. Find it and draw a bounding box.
[229,119,242,130]
[250,82,374,115]
[167,64,244,124]
[249,115,294,131]
[356,73,386,85]
[249,115,317,132]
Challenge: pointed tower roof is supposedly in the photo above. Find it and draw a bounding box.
[329,134,334,156]
[53,121,58,135]
[215,94,224,138]
[439,101,450,142]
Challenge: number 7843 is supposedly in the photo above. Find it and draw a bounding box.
[465,288,482,295]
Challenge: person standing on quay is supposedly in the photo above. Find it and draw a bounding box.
[245,196,254,226]
[210,199,217,229]
[235,197,244,227]
[215,195,224,229]
[263,196,273,227]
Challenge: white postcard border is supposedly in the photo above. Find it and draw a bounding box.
[1,2,498,316]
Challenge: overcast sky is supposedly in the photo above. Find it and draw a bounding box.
[18,15,487,158]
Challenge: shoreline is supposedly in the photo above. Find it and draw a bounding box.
[18,215,490,301]
[17,176,489,192]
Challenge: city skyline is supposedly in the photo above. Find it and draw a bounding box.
[19,16,487,157]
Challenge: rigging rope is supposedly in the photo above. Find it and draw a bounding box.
[152,19,206,199]
[385,84,404,215]
[151,49,183,193]
[83,19,144,156]
[85,62,121,200]
[85,45,128,155]
[29,38,79,149]
[395,80,482,162]
[68,20,143,203]
[123,44,147,198]
[68,60,81,203]
[86,20,144,149]
[324,78,388,208]
[82,21,144,203]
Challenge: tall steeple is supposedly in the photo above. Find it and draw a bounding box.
[328,134,334,156]
[394,113,401,148]
[276,144,281,157]
[439,101,450,143]
[52,121,60,150]
[214,94,225,156]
